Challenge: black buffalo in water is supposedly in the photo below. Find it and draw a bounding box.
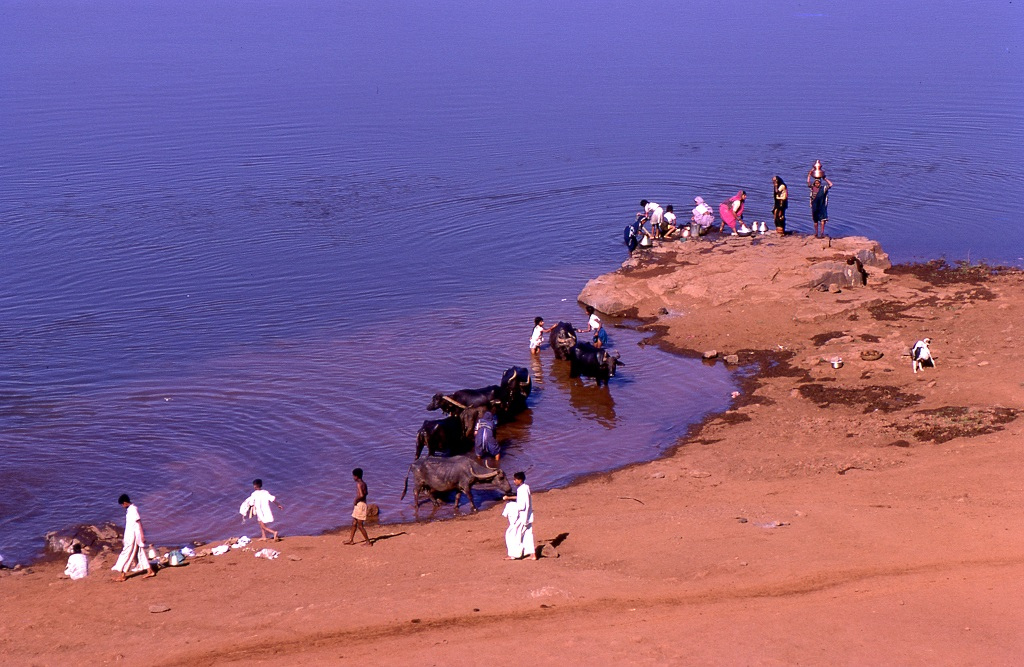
[427,386,504,416]
[549,322,578,360]
[401,455,513,512]
[569,342,624,387]
[414,416,470,459]
[427,367,532,419]
[499,366,532,411]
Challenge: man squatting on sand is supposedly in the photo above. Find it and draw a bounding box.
[346,468,372,546]
[241,478,284,541]
[64,543,88,580]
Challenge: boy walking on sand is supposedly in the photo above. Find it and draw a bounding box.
[241,479,284,542]
[346,468,372,546]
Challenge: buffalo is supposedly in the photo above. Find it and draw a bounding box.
[427,386,504,416]
[549,322,578,360]
[499,366,532,412]
[427,367,532,420]
[415,416,470,459]
[401,455,513,512]
[569,342,624,387]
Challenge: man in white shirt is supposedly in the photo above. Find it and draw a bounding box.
[579,305,607,348]
[64,543,89,580]
[640,199,664,238]
[240,479,284,542]
[112,494,156,581]
[501,472,535,560]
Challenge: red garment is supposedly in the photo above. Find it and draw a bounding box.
[718,191,744,231]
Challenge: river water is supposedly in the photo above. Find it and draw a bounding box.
[1,1,1021,564]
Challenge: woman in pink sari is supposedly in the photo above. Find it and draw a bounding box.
[718,191,746,234]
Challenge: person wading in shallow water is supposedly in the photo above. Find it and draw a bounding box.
[345,468,372,546]
[579,305,607,348]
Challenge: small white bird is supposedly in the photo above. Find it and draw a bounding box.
[911,338,935,373]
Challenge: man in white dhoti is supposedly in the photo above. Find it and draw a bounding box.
[240,478,284,542]
[501,471,536,560]
[112,494,156,581]
[64,543,89,580]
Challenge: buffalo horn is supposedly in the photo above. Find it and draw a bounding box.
[442,395,468,410]
[473,469,500,480]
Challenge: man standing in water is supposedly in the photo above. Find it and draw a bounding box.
[112,494,156,582]
[345,468,372,546]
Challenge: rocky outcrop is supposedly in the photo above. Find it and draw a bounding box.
[579,235,891,325]
[45,522,122,556]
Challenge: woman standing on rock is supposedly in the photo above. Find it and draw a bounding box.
[810,176,833,238]
[772,176,788,235]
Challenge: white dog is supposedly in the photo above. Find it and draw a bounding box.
[911,338,935,373]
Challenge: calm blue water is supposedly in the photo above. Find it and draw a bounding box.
[1,1,1021,564]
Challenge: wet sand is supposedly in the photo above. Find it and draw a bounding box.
[2,235,1022,666]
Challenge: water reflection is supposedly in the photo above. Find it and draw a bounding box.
[549,360,619,428]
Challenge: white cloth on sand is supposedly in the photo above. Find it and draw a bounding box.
[65,553,89,580]
[503,483,535,559]
[241,489,277,524]
[111,504,149,573]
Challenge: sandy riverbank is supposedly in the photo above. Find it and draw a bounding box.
[2,234,1022,666]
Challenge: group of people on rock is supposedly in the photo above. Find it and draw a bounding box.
[625,160,835,251]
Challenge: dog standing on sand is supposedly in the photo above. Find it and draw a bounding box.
[911,338,935,373]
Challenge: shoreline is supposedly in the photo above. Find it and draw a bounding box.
[16,238,1015,569]
[3,235,1023,665]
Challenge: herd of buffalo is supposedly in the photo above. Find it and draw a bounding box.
[401,319,624,512]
